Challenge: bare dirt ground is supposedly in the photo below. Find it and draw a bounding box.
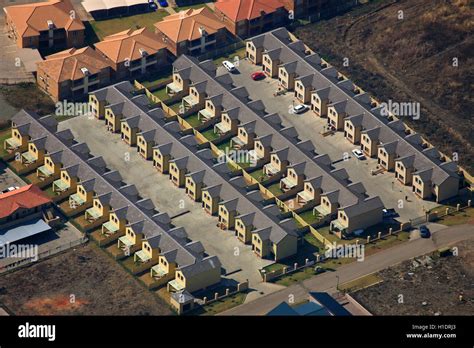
[0,243,173,315]
[351,239,474,315]
[294,0,474,173]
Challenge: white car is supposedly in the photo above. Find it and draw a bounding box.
[352,149,365,160]
[1,186,20,194]
[292,104,308,114]
[222,60,237,73]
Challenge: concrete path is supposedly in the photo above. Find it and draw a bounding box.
[220,224,473,315]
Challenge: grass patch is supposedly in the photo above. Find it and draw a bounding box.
[0,129,11,158]
[303,232,325,251]
[152,87,171,102]
[188,292,246,316]
[216,140,232,152]
[183,113,201,128]
[274,267,315,286]
[249,168,268,182]
[339,273,382,293]
[174,3,211,12]
[0,83,55,116]
[200,128,220,142]
[298,209,321,225]
[266,182,284,197]
[89,10,169,40]
[213,47,247,66]
[138,70,172,90]
[435,207,474,226]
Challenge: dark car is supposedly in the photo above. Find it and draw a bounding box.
[419,225,431,238]
[158,0,168,7]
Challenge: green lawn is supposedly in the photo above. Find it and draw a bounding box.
[89,10,169,40]
[214,47,247,66]
[174,3,211,12]
[266,182,284,197]
[138,70,172,90]
[152,87,171,102]
[339,273,383,293]
[188,292,247,316]
[183,113,201,128]
[216,139,232,152]
[435,207,474,226]
[303,232,325,252]
[298,209,321,225]
[249,168,268,182]
[0,129,11,158]
[200,128,220,142]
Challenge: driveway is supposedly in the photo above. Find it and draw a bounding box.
[59,116,274,289]
[221,223,474,315]
[218,59,439,222]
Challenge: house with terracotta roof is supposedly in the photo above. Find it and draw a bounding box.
[214,0,288,38]
[94,27,169,80]
[3,0,85,49]
[0,185,52,229]
[36,47,113,102]
[154,7,231,56]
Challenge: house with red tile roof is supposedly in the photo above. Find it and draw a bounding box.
[94,27,170,80]
[3,0,85,49]
[36,46,113,102]
[154,7,231,56]
[0,185,52,226]
[214,0,288,38]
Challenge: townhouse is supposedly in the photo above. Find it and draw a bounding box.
[167,55,384,237]
[154,8,231,56]
[4,0,85,49]
[246,28,461,203]
[36,47,113,102]
[89,81,300,261]
[214,0,288,39]
[6,109,222,295]
[94,27,170,81]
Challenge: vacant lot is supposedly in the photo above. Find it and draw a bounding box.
[352,239,474,315]
[0,243,172,315]
[294,0,473,173]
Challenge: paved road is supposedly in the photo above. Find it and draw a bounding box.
[220,224,473,315]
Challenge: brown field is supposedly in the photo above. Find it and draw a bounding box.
[351,239,474,315]
[0,243,173,315]
[294,0,473,172]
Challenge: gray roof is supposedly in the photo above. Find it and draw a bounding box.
[251,28,459,187]
[13,109,219,277]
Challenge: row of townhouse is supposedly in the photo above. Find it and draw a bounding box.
[214,0,359,39]
[88,81,300,261]
[163,54,384,237]
[4,109,221,294]
[246,28,461,203]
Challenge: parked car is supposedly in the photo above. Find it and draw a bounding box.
[292,104,308,114]
[382,208,397,218]
[149,1,157,10]
[1,186,20,194]
[353,229,364,237]
[251,71,265,81]
[222,60,237,73]
[419,225,431,238]
[352,148,365,160]
[157,0,168,7]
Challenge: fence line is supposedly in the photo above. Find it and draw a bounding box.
[0,236,88,274]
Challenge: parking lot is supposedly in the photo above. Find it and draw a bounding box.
[59,116,274,288]
[218,59,439,222]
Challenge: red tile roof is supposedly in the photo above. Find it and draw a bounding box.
[0,185,52,219]
[215,0,285,22]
